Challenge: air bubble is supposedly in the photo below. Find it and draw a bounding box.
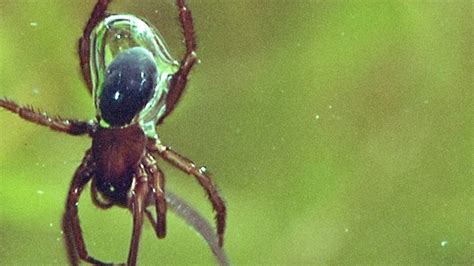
[199,166,208,174]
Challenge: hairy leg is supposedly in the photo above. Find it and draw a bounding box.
[79,0,112,93]
[64,150,109,265]
[148,141,226,246]
[0,98,94,136]
[158,0,198,124]
[127,165,149,266]
[144,153,167,238]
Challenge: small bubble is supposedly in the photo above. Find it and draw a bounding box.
[199,166,208,174]
[441,241,448,247]
[49,223,53,227]
[315,115,320,120]
[30,22,38,27]
[328,105,333,109]
[344,228,349,233]
[37,190,44,195]
[423,100,429,104]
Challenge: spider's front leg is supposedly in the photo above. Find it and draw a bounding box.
[63,150,111,265]
[0,98,94,136]
[148,141,227,247]
[127,165,150,266]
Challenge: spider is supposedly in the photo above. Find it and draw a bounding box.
[0,0,226,265]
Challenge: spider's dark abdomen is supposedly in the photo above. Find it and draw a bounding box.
[92,125,147,204]
[98,47,158,126]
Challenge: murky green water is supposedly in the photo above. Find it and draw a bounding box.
[0,0,471,264]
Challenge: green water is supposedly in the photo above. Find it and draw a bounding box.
[0,0,471,265]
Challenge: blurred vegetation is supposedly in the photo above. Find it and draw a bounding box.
[0,0,471,265]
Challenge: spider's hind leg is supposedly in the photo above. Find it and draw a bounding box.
[148,142,227,247]
[64,150,111,265]
[144,153,167,238]
[127,165,150,266]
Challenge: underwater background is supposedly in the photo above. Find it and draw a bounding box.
[0,0,471,264]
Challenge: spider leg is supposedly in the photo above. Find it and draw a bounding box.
[0,98,94,136]
[127,164,149,266]
[158,0,198,124]
[144,153,167,238]
[79,0,112,93]
[64,150,110,265]
[148,142,226,247]
[62,214,80,266]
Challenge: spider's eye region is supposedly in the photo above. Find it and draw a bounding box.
[97,47,157,126]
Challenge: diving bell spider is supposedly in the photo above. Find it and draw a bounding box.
[0,0,227,265]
